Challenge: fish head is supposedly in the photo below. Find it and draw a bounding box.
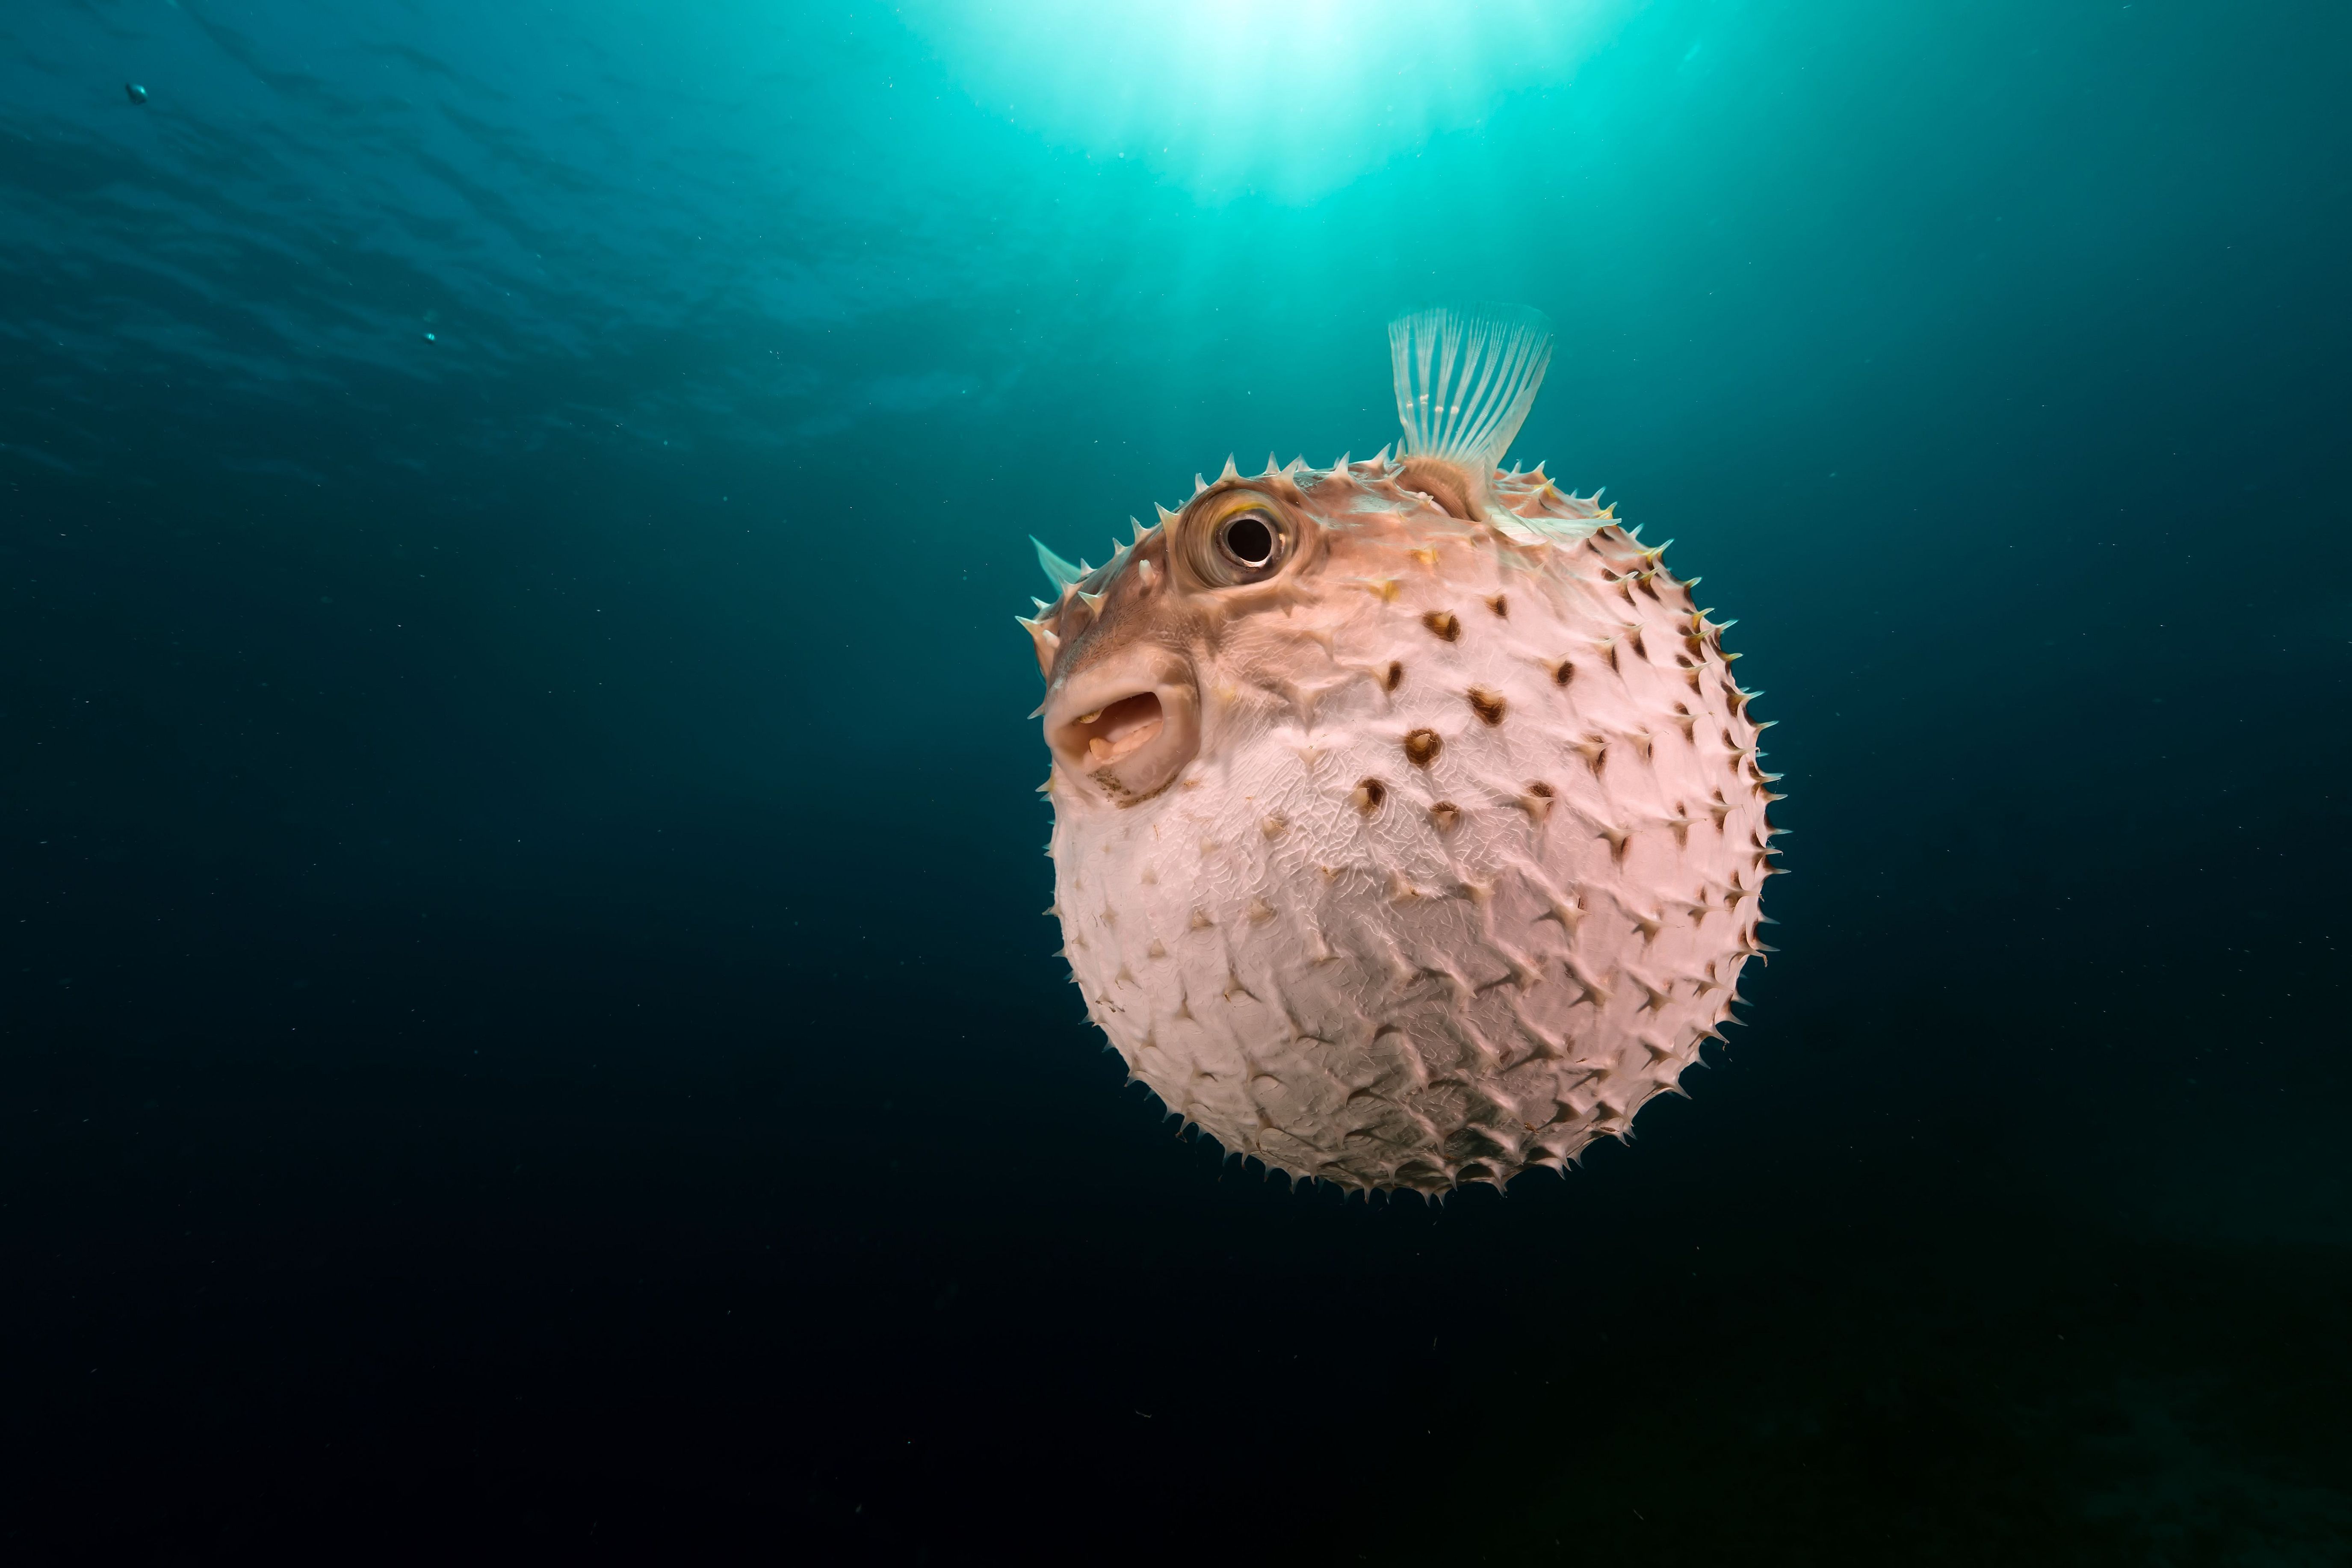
[1031,460,1506,809]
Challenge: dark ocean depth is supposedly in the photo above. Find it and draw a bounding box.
[5,1,2349,1560]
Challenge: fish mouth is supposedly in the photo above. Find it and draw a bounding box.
[1070,691,1165,765]
[1046,659,1200,804]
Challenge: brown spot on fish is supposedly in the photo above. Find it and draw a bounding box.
[1385,660,1404,691]
[1422,610,1461,642]
[1403,729,1442,767]
[1428,801,1461,832]
[1484,594,1507,618]
[1467,688,1506,726]
[1352,778,1387,815]
[1553,659,1575,686]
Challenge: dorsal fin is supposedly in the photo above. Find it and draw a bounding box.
[1033,537,1083,591]
[1388,304,1554,478]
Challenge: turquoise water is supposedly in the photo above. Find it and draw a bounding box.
[5,1,2349,1559]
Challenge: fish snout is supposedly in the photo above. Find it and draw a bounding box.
[1045,653,1199,804]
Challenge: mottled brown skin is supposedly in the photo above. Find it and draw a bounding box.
[1035,461,1537,806]
[1041,471,1321,693]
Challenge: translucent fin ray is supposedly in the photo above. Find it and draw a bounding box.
[1388,304,1554,474]
[1033,537,1083,590]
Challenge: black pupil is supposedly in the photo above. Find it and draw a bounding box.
[1223,515,1275,567]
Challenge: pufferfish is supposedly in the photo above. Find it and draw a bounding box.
[1019,305,1782,1194]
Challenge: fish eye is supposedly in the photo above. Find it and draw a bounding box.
[1180,493,1294,588]
[1218,513,1277,570]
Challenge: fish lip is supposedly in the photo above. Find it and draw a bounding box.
[1044,654,1200,806]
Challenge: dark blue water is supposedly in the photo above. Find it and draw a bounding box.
[6,1,2348,1560]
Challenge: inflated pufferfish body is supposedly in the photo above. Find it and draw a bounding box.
[1021,306,1781,1193]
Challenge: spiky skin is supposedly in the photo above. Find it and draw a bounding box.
[1036,458,1779,1195]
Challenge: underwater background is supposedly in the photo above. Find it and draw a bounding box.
[4,0,2349,1560]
